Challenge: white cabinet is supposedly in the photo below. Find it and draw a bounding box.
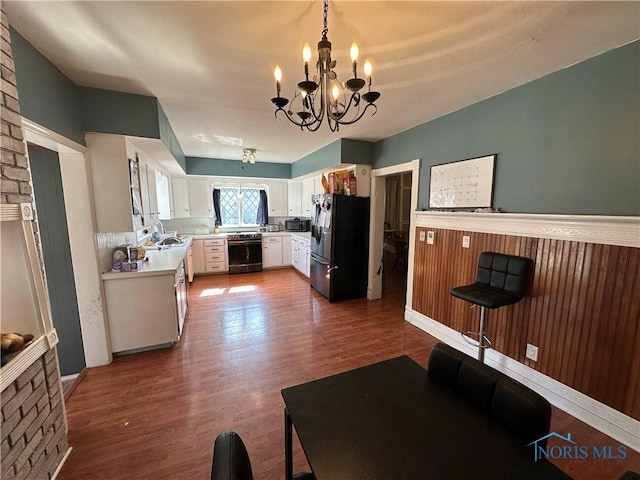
[268,181,288,216]
[86,133,144,232]
[301,179,315,216]
[193,238,229,275]
[188,178,213,217]
[104,268,185,353]
[140,160,159,226]
[262,236,283,268]
[146,164,159,224]
[192,239,205,273]
[175,260,188,335]
[303,240,310,277]
[171,177,190,218]
[202,238,228,273]
[291,235,310,277]
[283,235,292,266]
[288,181,302,216]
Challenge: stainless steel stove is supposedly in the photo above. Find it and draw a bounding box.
[227,232,262,273]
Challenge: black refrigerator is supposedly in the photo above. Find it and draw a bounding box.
[310,194,370,302]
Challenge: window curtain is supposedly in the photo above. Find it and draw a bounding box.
[213,188,222,226]
[256,189,268,225]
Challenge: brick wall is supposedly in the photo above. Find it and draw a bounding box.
[1,351,68,479]
[1,5,70,479]
[0,9,30,205]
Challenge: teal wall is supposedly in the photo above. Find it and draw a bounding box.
[291,139,373,178]
[80,87,160,138]
[158,104,186,172]
[374,41,640,215]
[11,27,186,172]
[10,28,85,146]
[187,157,291,178]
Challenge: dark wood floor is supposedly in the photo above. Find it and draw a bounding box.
[60,268,638,480]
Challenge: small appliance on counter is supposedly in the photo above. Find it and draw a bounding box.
[285,218,310,232]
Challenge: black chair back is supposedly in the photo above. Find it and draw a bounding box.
[476,252,531,297]
[211,431,253,480]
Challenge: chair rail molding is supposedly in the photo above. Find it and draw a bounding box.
[415,212,640,248]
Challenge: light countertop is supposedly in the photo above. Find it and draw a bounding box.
[102,237,193,280]
[190,231,311,240]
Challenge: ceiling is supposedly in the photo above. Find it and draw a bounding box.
[5,1,639,166]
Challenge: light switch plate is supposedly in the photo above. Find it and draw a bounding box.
[526,343,539,362]
[427,231,435,245]
[462,236,470,248]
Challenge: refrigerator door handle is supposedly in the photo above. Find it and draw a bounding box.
[327,266,339,273]
[311,253,330,265]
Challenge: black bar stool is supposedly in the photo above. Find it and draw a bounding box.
[450,252,532,363]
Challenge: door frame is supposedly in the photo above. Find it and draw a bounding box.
[22,118,112,368]
[367,159,420,308]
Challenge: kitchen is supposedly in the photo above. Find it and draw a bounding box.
[88,132,372,356]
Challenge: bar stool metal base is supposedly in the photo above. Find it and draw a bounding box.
[461,305,492,363]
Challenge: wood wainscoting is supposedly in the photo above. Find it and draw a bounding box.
[411,213,640,421]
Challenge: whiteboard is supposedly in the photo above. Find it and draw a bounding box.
[429,154,496,209]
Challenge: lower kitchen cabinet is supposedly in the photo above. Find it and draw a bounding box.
[263,234,293,269]
[104,261,187,354]
[263,236,283,268]
[291,235,310,277]
[192,237,228,274]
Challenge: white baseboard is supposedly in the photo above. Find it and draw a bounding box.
[405,307,640,453]
[51,446,72,479]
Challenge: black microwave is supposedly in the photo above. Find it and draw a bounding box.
[285,218,310,232]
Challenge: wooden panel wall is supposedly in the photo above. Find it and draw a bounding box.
[412,227,640,420]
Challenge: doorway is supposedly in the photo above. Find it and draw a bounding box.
[28,144,86,375]
[381,173,412,306]
[367,160,420,308]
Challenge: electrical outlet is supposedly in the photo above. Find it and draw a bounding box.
[462,236,470,248]
[526,343,539,362]
[419,231,426,242]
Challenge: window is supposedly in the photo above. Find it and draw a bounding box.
[218,187,262,226]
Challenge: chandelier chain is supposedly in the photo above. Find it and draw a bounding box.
[322,0,329,38]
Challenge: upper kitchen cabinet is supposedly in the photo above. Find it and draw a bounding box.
[188,178,213,217]
[137,152,159,226]
[288,181,302,216]
[171,177,190,218]
[268,181,288,216]
[86,133,145,232]
[301,178,315,216]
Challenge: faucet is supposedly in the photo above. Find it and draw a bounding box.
[157,220,165,234]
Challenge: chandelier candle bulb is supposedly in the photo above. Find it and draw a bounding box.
[274,65,282,93]
[364,60,372,81]
[350,42,359,77]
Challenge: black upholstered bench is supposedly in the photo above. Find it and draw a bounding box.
[428,342,552,447]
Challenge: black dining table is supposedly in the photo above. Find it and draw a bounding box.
[281,355,572,480]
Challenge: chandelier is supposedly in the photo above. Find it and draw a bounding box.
[242,148,256,164]
[270,0,380,132]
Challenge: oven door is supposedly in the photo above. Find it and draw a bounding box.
[228,240,262,273]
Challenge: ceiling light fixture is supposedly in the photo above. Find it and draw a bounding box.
[270,0,380,132]
[242,148,256,164]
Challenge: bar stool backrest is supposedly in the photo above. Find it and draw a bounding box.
[477,252,531,298]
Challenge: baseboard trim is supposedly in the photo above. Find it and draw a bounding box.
[62,369,87,401]
[51,446,72,480]
[404,307,640,452]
